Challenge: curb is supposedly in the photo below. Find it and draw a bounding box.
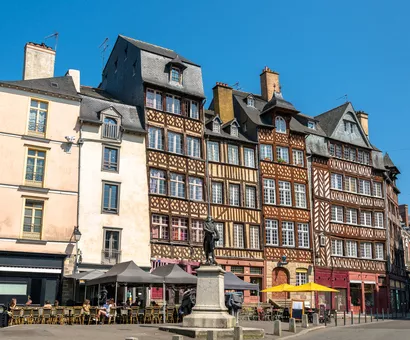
[279,326,326,339]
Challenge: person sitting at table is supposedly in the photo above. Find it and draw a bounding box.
[131,297,139,307]
[43,300,52,308]
[97,298,115,323]
[54,300,59,307]
[25,296,32,306]
[7,298,17,317]
[83,299,91,321]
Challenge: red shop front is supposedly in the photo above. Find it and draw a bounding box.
[315,268,349,311]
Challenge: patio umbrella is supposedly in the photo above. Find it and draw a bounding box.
[291,282,339,292]
[261,284,296,308]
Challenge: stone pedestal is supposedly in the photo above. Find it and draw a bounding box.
[183,266,236,329]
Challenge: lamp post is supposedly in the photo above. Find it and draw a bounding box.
[73,226,82,274]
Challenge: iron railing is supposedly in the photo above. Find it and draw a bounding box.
[101,249,121,265]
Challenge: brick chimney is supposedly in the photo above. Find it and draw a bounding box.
[260,66,280,101]
[356,111,369,136]
[23,42,55,80]
[212,82,234,123]
[399,204,409,227]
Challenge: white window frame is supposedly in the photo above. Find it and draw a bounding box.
[265,219,279,246]
[375,243,384,260]
[189,100,199,119]
[275,116,286,133]
[168,131,183,154]
[170,67,182,83]
[373,182,383,198]
[212,120,220,133]
[207,141,220,162]
[247,96,255,107]
[148,126,163,150]
[331,239,343,256]
[360,242,372,259]
[231,125,238,137]
[331,205,344,223]
[263,179,276,205]
[374,212,384,228]
[187,136,201,158]
[233,224,244,248]
[215,223,224,247]
[245,186,256,209]
[146,89,163,110]
[171,217,188,241]
[307,121,316,129]
[244,148,255,168]
[346,208,358,225]
[359,179,371,196]
[212,182,223,204]
[189,177,203,201]
[278,181,292,206]
[294,183,307,208]
[345,176,357,193]
[151,214,169,240]
[297,223,309,248]
[260,144,273,161]
[346,241,358,258]
[249,226,260,250]
[227,145,239,165]
[276,146,289,163]
[170,173,185,198]
[296,272,308,286]
[149,169,166,195]
[282,221,295,247]
[166,94,181,114]
[191,220,203,243]
[229,183,240,206]
[292,149,304,166]
[360,211,372,227]
[331,173,343,190]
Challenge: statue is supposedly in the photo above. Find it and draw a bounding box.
[203,216,219,265]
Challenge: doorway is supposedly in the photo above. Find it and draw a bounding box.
[30,279,42,304]
[271,267,289,300]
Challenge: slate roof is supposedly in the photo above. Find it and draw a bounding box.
[120,35,199,66]
[261,92,299,114]
[314,102,350,136]
[384,153,398,169]
[80,86,145,133]
[0,76,80,101]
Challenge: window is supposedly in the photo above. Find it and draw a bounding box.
[345,176,357,193]
[25,149,45,187]
[247,96,255,107]
[23,200,44,239]
[275,116,286,133]
[360,211,372,227]
[245,186,256,208]
[360,242,372,259]
[265,220,279,246]
[331,173,343,190]
[102,117,119,139]
[213,120,220,133]
[249,226,260,249]
[282,222,295,247]
[346,241,358,257]
[298,223,309,248]
[331,239,343,256]
[244,148,255,168]
[373,182,383,198]
[344,121,354,133]
[358,150,364,163]
[227,145,239,165]
[188,100,199,119]
[103,229,121,264]
[329,143,335,156]
[231,125,238,137]
[233,224,244,248]
[363,152,370,165]
[346,208,358,224]
[278,181,292,206]
[102,183,119,213]
[375,243,384,260]
[276,146,289,163]
[187,136,201,158]
[151,214,169,240]
[374,212,384,228]
[335,144,342,158]
[231,266,244,274]
[150,169,166,195]
[359,179,371,195]
[148,127,164,150]
[229,184,240,206]
[308,121,316,129]
[212,182,223,204]
[103,146,119,171]
[264,179,276,205]
[168,132,183,154]
[294,183,307,208]
[172,217,188,241]
[207,141,220,162]
[215,223,224,247]
[191,220,203,243]
[171,68,181,83]
[170,173,185,198]
[292,149,304,166]
[28,99,48,136]
[166,94,181,114]
[343,146,349,160]
[146,89,163,110]
[260,144,273,161]
[250,267,263,275]
[296,271,308,286]
[349,148,356,162]
[331,206,344,223]
[189,177,203,201]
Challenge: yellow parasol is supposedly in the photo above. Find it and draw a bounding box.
[261,283,296,293]
[291,282,339,292]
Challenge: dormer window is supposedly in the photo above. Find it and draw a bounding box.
[308,121,316,129]
[275,116,286,134]
[213,121,220,133]
[344,121,355,133]
[171,67,181,83]
[103,117,119,140]
[231,125,238,137]
[247,96,255,107]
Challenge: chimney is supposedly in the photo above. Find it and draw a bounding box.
[66,69,80,93]
[356,111,369,136]
[212,82,234,123]
[260,66,280,101]
[23,42,55,80]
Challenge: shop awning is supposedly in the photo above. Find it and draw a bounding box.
[0,266,61,274]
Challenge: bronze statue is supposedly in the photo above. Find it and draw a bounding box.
[203,216,219,265]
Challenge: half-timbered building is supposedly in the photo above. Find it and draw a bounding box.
[307,103,388,313]
[205,83,263,303]
[218,68,314,304]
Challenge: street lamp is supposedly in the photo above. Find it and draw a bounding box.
[73,226,82,242]
[73,226,82,274]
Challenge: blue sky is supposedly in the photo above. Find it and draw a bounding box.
[1,0,410,201]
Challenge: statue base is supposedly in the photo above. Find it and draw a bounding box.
[182,265,236,328]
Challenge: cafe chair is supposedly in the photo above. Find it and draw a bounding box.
[21,308,33,324]
[166,307,175,323]
[42,308,53,324]
[31,308,41,324]
[72,307,83,325]
[143,307,153,324]
[129,306,139,324]
[55,307,66,325]
[151,307,161,324]
[88,307,98,325]
[10,309,22,325]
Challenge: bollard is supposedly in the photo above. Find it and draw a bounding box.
[207,331,217,340]
[302,314,309,328]
[358,312,361,324]
[351,311,354,325]
[365,310,367,323]
[172,336,183,340]
[273,320,282,336]
[382,308,385,321]
[312,313,319,326]
[344,311,346,326]
[289,318,297,333]
[376,308,379,322]
[371,309,373,322]
[334,312,338,327]
[234,326,243,340]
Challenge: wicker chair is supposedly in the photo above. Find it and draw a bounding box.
[21,308,33,324]
[31,308,41,324]
[88,307,98,325]
[10,308,22,325]
[55,307,66,325]
[129,307,139,324]
[151,307,161,324]
[166,307,175,323]
[42,308,53,324]
[143,307,153,324]
[72,307,83,325]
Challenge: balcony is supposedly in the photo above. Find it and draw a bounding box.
[25,171,44,188]
[22,224,41,240]
[101,249,121,265]
[102,123,119,140]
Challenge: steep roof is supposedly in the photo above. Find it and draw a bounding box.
[261,92,299,114]
[0,76,80,101]
[120,35,199,66]
[384,153,398,169]
[314,102,350,136]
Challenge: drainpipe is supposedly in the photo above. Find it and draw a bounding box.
[76,121,83,268]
